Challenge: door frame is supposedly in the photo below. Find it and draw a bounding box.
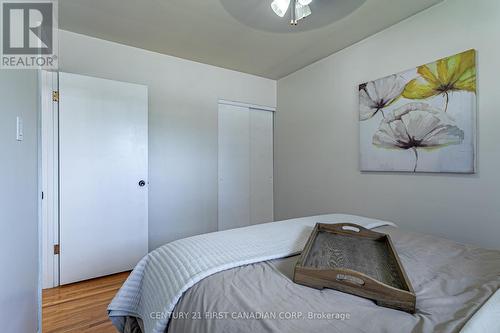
[40,70,60,289]
[218,99,276,112]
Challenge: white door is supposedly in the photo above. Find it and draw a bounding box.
[59,72,148,285]
[218,102,274,231]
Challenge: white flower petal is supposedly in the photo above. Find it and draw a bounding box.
[365,80,381,103]
[421,125,464,147]
[388,102,438,120]
[374,74,405,103]
[389,120,410,144]
[359,88,375,107]
[359,89,377,120]
[372,103,464,150]
[360,106,377,121]
[386,75,406,101]
[401,111,441,141]
[373,122,401,148]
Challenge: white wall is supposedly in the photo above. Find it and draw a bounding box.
[59,30,276,250]
[0,71,39,332]
[275,0,500,249]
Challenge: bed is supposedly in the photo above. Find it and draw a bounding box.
[108,214,500,333]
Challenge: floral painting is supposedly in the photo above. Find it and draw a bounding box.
[359,49,477,173]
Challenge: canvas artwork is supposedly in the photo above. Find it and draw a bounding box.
[359,49,477,173]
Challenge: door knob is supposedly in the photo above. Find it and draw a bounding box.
[138,180,146,187]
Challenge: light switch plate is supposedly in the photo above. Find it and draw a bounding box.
[16,116,23,141]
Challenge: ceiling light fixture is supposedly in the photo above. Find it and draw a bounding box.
[294,2,311,23]
[271,0,290,18]
[271,0,312,26]
[297,0,312,5]
[222,0,366,33]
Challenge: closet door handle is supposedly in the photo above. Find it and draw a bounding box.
[138,180,146,187]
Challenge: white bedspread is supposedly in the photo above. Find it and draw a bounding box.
[460,289,500,333]
[108,214,396,333]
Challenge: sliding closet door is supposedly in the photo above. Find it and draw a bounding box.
[218,103,274,231]
[218,104,251,230]
[249,109,274,224]
[59,73,148,285]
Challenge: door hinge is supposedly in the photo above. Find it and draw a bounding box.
[52,90,59,102]
[54,244,60,255]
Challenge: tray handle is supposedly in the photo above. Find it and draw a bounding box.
[336,273,365,286]
[340,224,365,233]
[320,223,380,238]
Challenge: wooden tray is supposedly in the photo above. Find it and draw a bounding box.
[293,223,416,313]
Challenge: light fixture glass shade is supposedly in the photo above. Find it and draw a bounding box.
[271,0,291,18]
[298,0,313,5]
[295,2,311,21]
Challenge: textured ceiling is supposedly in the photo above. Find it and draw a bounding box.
[59,0,444,79]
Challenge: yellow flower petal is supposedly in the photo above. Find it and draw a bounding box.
[454,75,476,92]
[458,50,476,73]
[417,65,440,85]
[452,49,476,85]
[437,58,452,83]
[402,79,437,99]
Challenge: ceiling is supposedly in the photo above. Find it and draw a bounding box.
[59,0,444,79]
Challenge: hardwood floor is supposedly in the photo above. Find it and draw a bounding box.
[42,272,130,333]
